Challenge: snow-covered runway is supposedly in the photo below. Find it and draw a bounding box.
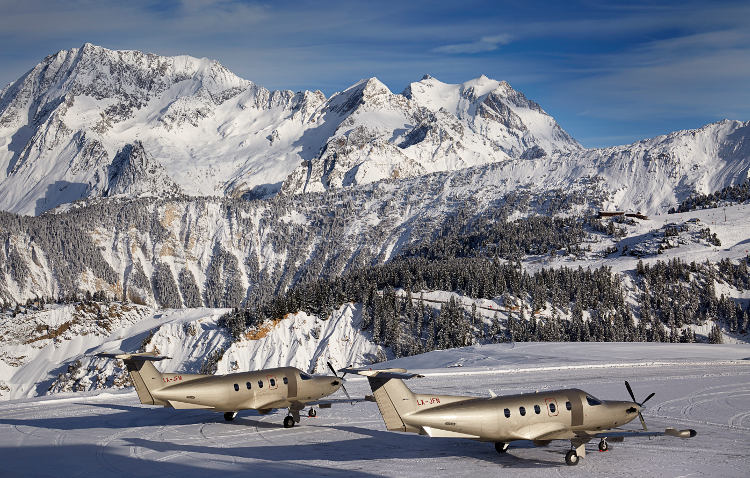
[1,343,749,477]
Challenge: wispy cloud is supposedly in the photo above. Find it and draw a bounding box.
[1,1,748,147]
[433,34,512,54]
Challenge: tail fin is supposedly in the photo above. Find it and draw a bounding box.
[97,352,169,406]
[341,368,422,432]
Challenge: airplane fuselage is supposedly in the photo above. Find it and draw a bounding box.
[148,366,341,412]
[394,388,639,442]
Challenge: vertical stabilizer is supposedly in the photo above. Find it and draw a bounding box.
[368,375,419,432]
[341,368,422,433]
[122,358,166,405]
[97,352,169,406]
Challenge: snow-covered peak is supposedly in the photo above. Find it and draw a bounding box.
[405,74,508,114]
[326,77,396,116]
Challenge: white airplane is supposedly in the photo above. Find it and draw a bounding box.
[342,367,696,466]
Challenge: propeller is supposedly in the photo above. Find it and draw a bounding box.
[625,380,655,431]
[327,361,352,401]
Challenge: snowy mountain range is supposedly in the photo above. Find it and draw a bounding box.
[2,43,747,216]
[1,44,750,403]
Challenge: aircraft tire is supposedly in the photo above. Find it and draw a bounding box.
[494,442,509,454]
[224,412,237,422]
[565,450,579,466]
[283,416,295,428]
[308,408,317,418]
[598,440,609,452]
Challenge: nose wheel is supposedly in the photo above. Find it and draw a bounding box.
[598,439,609,452]
[308,408,317,417]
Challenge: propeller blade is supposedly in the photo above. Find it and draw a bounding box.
[340,382,352,401]
[326,360,352,400]
[327,361,339,378]
[625,381,637,403]
[642,392,655,405]
[638,411,648,431]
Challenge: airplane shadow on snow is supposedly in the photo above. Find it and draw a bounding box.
[0,442,371,478]
[122,423,565,469]
[2,407,573,470]
[0,405,281,431]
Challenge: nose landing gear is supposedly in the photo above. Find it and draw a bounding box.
[598,438,609,452]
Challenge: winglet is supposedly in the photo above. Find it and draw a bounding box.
[665,428,697,438]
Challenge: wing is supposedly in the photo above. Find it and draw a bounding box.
[579,427,697,440]
[308,397,368,406]
[248,396,367,411]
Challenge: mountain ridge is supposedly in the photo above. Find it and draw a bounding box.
[0,44,595,215]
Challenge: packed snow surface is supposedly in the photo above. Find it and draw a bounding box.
[1,342,748,477]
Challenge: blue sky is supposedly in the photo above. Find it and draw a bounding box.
[0,0,748,147]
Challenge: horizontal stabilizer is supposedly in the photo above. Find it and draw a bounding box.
[96,352,171,361]
[340,367,423,380]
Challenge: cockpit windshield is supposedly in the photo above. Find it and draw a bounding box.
[586,395,603,406]
[299,372,313,380]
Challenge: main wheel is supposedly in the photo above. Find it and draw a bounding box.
[494,442,509,454]
[283,416,295,428]
[598,439,609,452]
[565,450,579,466]
[224,412,237,421]
[308,408,317,418]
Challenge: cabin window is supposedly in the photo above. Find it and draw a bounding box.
[246,382,251,390]
[270,378,276,387]
[258,380,264,388]
[586,395,602,406]
[549,403,556,413]
[300,372,313,380]
[566,401,572,411]
[519,406,526,416]
[504,408,510,418]
[283,377,289,385]
[233,383,239,391]
[534,404,541,414]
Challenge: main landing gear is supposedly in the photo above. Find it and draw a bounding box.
[565,438,588,466]
[285,408,316,427]
[494,442,510,454]
[565,450,580,466]
[224,411,238,421]
[284,404,305,428]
